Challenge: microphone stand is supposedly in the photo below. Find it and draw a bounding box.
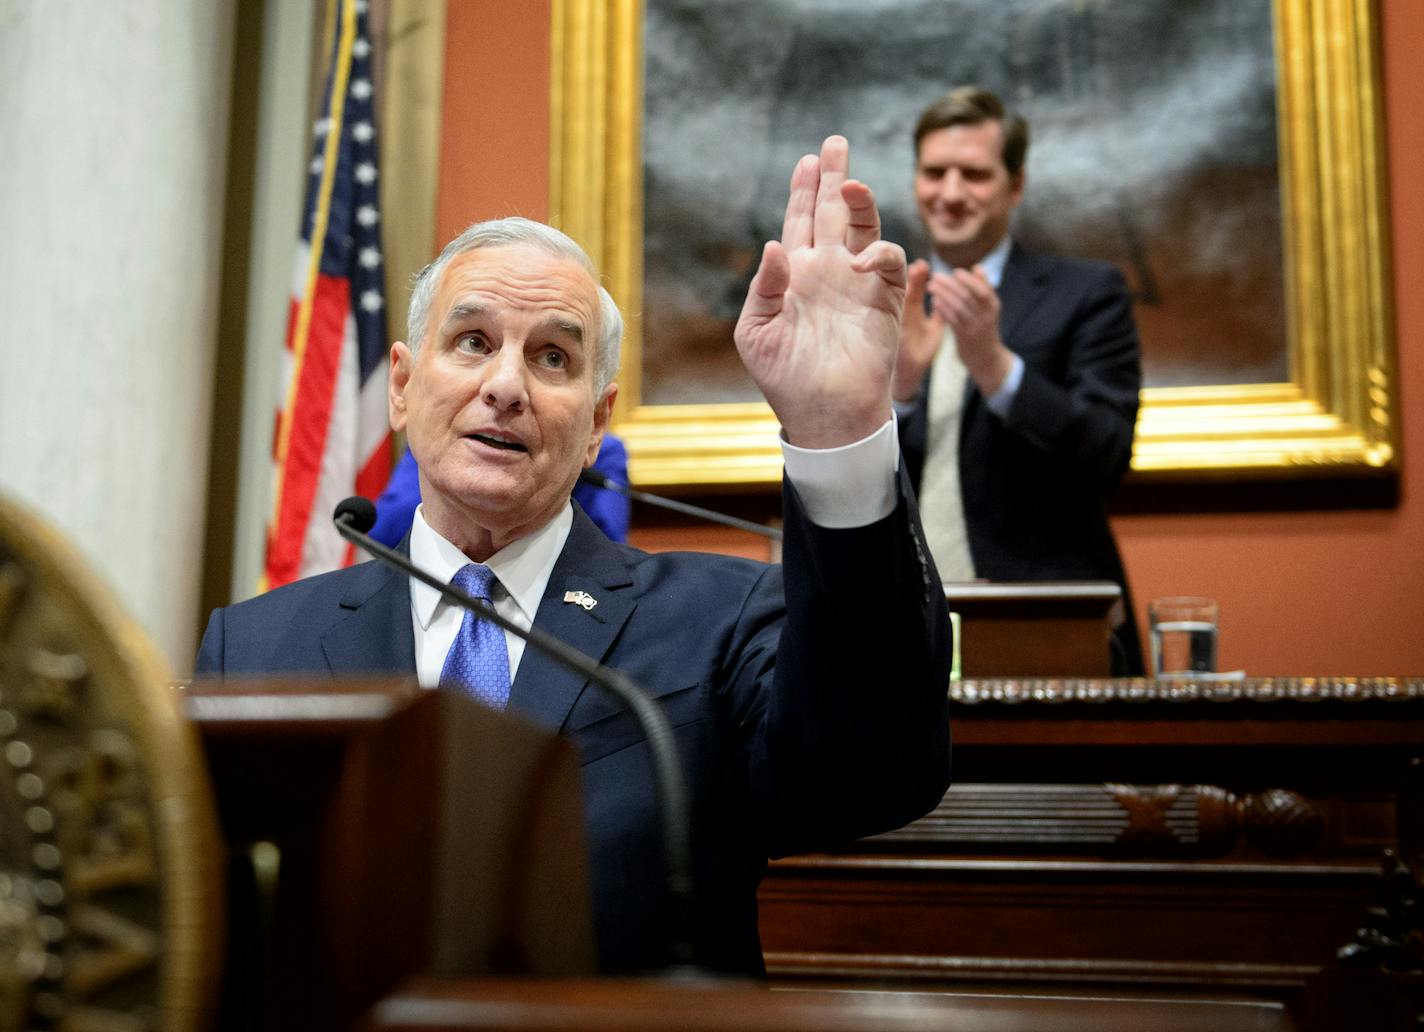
[580,469,782,542]
[333,509,699,970]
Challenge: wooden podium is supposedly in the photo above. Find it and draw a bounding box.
[945,581,1123,677]
[185,679,595,1032]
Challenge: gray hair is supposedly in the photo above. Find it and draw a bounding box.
[405,217,624,393]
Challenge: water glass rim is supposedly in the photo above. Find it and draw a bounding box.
[1150,595,1217,609]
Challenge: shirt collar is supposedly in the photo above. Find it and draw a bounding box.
[409,502,574,630]
[929,233,1012,289]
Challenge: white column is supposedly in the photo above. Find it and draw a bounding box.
[0,1,237,671]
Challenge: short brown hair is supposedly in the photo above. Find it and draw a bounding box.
[913,86,1029,178]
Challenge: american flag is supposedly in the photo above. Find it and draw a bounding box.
[264,0,392,589]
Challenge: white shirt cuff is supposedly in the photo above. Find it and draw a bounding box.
[780,418,899,528]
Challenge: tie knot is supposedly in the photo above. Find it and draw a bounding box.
[451,562,497,602]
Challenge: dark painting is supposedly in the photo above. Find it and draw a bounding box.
[642,0,1285,404]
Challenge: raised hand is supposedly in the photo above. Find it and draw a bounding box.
[734,136,907,449]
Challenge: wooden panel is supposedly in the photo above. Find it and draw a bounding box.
[946,582,1121,677]
[758,677,1424,1031]
[761,858,1377,971]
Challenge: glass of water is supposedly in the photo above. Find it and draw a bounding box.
[1149,596,1219,678]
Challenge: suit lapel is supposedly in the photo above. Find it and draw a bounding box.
[507,507,637,733]
[995,242,1048,346]
[318,555,417,675]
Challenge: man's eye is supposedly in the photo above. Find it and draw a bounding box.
[539,348,568,369]
[456,332,491,353]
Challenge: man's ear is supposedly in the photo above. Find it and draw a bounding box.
[1009,169,1026,206]
[585,382,618,466]
[389,342,413,433]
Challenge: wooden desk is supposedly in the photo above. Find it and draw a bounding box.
[758,677,1424,1032]
[945,582,1122,677]
[367,976,1291,1032]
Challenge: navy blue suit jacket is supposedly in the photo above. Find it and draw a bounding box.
[901,244,1144,672]
[197,472,952,974]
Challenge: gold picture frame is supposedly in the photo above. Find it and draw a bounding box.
[550,0,1396,487]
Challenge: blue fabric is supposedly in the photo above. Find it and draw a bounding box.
[438,563,512,709]
[367,435,631,546]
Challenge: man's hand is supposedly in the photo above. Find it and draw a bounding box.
[893,259,945,403]
[735,136,907,450]
[927,266,1015,396]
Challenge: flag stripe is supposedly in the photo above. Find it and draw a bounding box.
[299,308,360,579]
[264,0,393,591]
[266,275,350,585]
[355,434,392,500]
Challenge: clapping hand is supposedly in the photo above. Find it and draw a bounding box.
[893,259,945,402]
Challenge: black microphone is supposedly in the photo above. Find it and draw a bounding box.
[333,498,698,969]
[334,495,379,533]
[579,468,782,542]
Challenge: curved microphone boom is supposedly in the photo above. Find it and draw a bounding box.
[332,497,698,969]
[579,469,782,542]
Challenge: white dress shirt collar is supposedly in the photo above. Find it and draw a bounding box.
[931,233,1012,289]
[409,501,573,631]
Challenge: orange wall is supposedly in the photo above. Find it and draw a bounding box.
[436,0,550,240]
[439,1,1424,677]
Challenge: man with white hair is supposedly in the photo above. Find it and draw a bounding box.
[197,137,952,974]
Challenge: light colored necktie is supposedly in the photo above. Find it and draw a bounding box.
[439,563,512,709]
[917,328,978,582]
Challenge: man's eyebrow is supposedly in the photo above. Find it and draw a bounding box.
[439,303,585,342]
[544,317,584,343]
[441,302,487,330]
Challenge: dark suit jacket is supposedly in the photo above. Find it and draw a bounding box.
[901,244,1144,672]
[196,472,952,974]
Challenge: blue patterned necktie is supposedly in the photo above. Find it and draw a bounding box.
[438,563,512,709]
